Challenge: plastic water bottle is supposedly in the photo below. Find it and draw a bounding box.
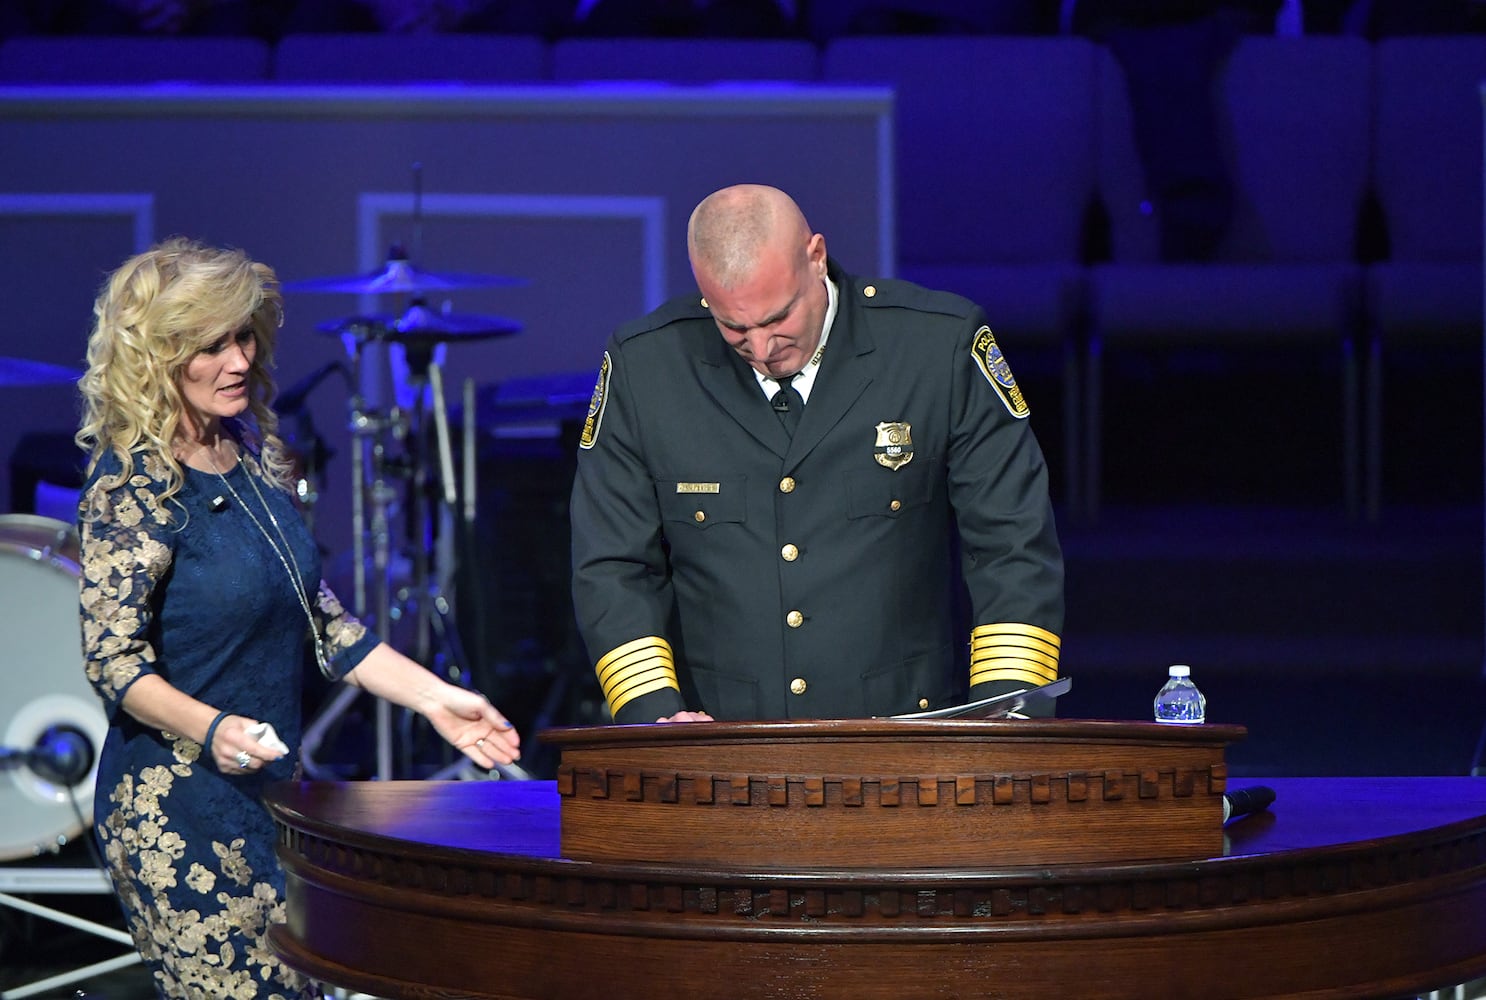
[1153,665,1206,724]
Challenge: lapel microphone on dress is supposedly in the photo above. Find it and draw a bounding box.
[209,495,229,513]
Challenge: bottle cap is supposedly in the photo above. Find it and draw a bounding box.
[1168,664,1190,677]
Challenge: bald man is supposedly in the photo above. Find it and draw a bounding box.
[570,185,1063,724]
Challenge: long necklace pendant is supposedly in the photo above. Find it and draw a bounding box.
[310,629,330,675]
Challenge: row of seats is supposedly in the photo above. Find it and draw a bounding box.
[2,32,1481,517]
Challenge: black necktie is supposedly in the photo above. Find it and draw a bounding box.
[770,375,804,436]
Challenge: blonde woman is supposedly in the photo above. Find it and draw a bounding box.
[76,237,520,998]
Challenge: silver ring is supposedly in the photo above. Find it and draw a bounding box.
[235,751,252,770]
[475,739,485,748]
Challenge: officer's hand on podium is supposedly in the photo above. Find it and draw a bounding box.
[657,710,715,723]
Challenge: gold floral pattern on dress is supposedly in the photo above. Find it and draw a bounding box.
[79,461,175,703]
[167,731,201,774]
[185,861,216,894]
[315,583,369,653]
[99,765,315,999]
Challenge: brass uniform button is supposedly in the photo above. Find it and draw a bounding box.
[790,677,807,696]
[889,499,902,512]
[863,285,877,298]
[779,477,796,493]
[781,543,799,562]
[786,610,803,628]
[694,510,706,523]
[918,698,930,710]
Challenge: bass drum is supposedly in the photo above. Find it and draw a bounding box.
[0,514,107,861]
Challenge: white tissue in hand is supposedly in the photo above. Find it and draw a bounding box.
[246,722,289,755]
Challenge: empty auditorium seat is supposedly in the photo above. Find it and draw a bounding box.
[1087,36,1373,516]
[805,0,1054,41]
[272,32,548,83]
[1364,36,1486,516]
[549,37,818,82]
[822,35,1100,510]
[0,35,272,83]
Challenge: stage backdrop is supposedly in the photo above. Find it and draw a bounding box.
[0,83,892,573]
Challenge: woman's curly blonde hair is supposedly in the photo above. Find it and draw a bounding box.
[76,237,297,509]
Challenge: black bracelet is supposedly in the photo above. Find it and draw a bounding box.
[203,709,232,768]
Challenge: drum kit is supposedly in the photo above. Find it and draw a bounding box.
[0,351,99,862]
[0,514,106,863]
[282,246,527,782]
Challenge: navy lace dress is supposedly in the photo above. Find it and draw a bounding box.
[78,448,377,999]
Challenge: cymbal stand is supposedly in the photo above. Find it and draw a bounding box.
[294,298,523,779]
[367,398,403,781]
[302,329,410,780]
[345,331,480,780]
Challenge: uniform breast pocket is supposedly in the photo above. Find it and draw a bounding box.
[657,477,747,530]
[844,460,936,520]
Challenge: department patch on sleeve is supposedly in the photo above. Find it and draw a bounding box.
[578,352,611,450]
[970,326,1030,419]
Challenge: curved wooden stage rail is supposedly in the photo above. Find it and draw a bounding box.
[266,722,1486,1000]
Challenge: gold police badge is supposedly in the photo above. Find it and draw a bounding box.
[874,421,914,470]
[579,351,611,450]
[971,326,1030,419]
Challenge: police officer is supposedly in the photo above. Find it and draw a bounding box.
[570,184,1063,724]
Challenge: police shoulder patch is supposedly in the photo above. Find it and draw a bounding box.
[579,351,612,450]
[970,326,1030,419]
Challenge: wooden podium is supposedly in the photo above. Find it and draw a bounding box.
[266,720,1486,999]
[551,718,1239,867]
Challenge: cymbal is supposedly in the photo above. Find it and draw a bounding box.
[317,304,522,344]
[0,356,81,388]
[284,258,524,296]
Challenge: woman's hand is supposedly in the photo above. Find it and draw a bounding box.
[420,684,522,769]
[344,642,522,769]
[209,713,285,775]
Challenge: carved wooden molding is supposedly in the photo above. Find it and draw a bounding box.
[556,763,1229,807]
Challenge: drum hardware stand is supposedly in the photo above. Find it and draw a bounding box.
[284,207,524,781]
[416,372,533,784]
[297,307,521,781]
[0,867,140,999]
[301,325,418,781]
[383,335,451,779]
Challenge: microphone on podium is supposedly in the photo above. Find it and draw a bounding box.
[1223,785,1276,823]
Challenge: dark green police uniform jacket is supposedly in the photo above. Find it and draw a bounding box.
[570,259,1064,724]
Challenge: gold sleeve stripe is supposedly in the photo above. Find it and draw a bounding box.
[595,635,674,684]
[596,636,679,715]
[972,646,1059,673]
[971,636,1059,662]
[972,636,1061,663]
[971,622,1061,650]
[606,669,680,715]
[970,662,1061,688]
